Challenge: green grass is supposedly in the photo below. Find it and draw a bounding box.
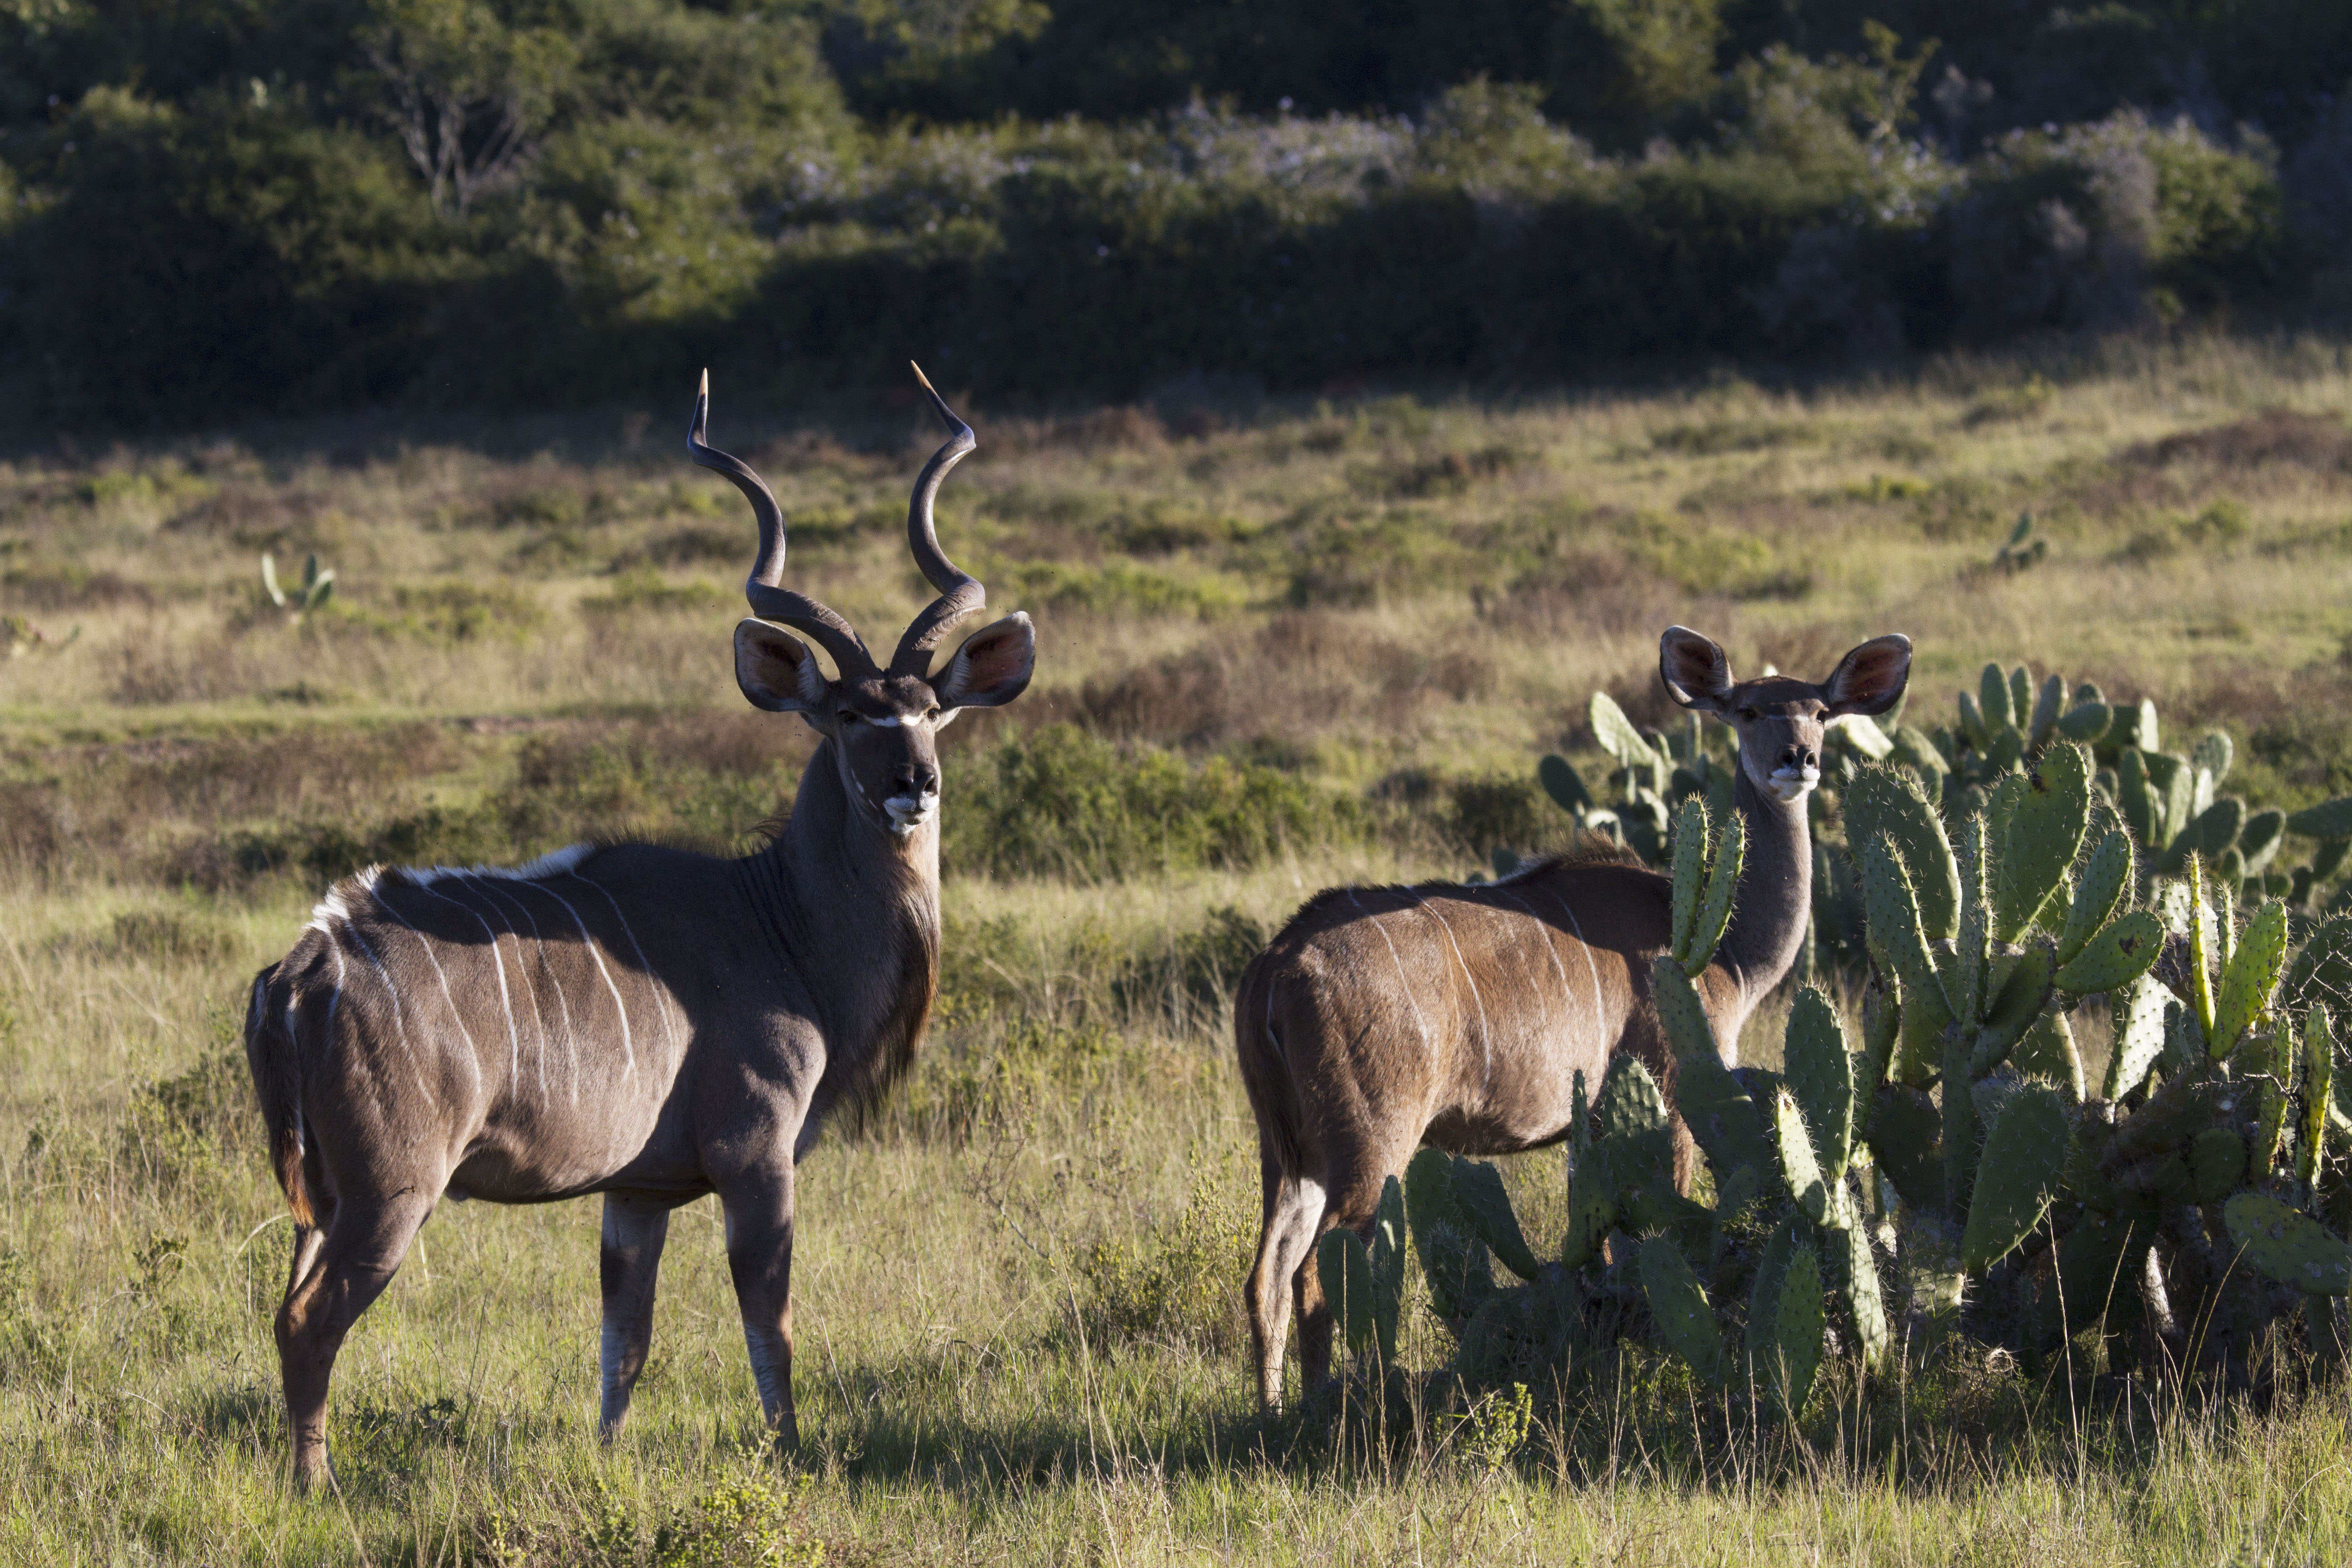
[5,338,2352,1561]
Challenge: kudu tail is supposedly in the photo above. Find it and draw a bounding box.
[1233,951,1306,1178]
[243,965,314,1228]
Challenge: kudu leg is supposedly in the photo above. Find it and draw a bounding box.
[274,1188,433,1491]
[1247,1145,1326,1414]
[598,1192,673,1441]
[719,1166,799,1451]
[1294,1142,1416,1401]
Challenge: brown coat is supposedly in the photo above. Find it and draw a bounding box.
[1234,627,1912,1409]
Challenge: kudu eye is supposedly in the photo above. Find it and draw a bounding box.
[837,709,860,725]
[1738,705,1759,721]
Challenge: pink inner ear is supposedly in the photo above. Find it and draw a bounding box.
[1839,648,1904,697]
[961,629,1025,688]
[1665,639,1730,699]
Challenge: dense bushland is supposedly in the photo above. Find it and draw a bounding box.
[4,1,2348,421]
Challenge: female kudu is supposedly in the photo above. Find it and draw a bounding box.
[244,370,1034,1487]
[1234,626,1911,1410]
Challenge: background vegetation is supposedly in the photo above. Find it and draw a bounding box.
[3,336,2352,1558]
[5,0,2352,420]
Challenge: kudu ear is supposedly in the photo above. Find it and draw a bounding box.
[1659,626,1735,712]
[1820,633,1913,716]
[934,613,1035,712]
[734,619,828,714]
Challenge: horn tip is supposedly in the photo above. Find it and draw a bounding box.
[909,361,935,393]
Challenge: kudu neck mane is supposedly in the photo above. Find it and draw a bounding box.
[740,737,942,1032]
[1711,763,1812,1010]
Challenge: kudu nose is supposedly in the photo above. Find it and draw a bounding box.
[893,762,940,799]
[1778,744,1818,772]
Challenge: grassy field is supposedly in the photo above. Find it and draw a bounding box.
[4,336,2352,1562]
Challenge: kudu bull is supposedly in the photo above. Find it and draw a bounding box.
[1234,626,1911,1410]
[244,371,1034,1486]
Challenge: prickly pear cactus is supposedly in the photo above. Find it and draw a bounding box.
[1413,659,2352,1414]
[1959,1084,2069,1272]
[2225,1193,2352,1295]
[1639,1237,1725,1384]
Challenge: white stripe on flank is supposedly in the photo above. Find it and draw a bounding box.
[333,914,434,1107]
[527,879,634,1077]
[1490,886,1570,1035]
[1420,898,1492,1089]
[1543,887,1608,1040]
[1264,986,1281,1062]
[407,878,522,1095]
[495,881,583,1106]
[459,873,561,1108]
[364,882,485,1090]
[1344,890,1432,1049]
[564,872,681,1065]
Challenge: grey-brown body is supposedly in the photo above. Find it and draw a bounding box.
[244,369,1036,1487]
[1235,627,1912,1410]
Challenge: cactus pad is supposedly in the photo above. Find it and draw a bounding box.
[2239,809,2286,874]
[2059,830,2135,966]
[1868,1084,1946,1213]
[2284,915,2352,1018]
[1639,1236,1725,1383]
[2055,1212,2145,1336]
[1846,767,1960,939]
[1538,754,1592,814]
[1772,1087,1831,1224]
[1828,1214,1890,1368]
[2053,910,2164,995]
[1669,799,1708,966]
[1590,691,1662,769]
[2011,1010,2086,1101]
[1449,1158,1543,1282]
[1768,1240,1826,1417]
[1560,1153,1617,1273]
[1960,1083,2069,1273]
[1318,1228,1378,1354]
[2192,730,2234,787]
[1784,987,1856,1178]
[1999,743,2092,941]
[1596,1054,1671,1141]
[1971,942,2058,1075]
[1406,1150,1492,1322]
[2224,1192,2352,1295]
[1861,840,1951,1015]
[2303,1007,2335,1188]
[2285,796,2352,840]
[2056,701,2112,743]
[2117,750,2156,846]
[2211,898,2289,1058]
[1674,1051,1778,1184]
[1651,957,1720,1065]
[1689,813,1745,977]
[2102,975,2171,1099]
[1955,813,1990,1025]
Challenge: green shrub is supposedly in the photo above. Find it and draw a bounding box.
[121,1028,255,1197]
[946,724,1368,881]
[1075,1164,1253,1353]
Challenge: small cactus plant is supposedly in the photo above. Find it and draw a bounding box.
[262,552,336,619]
[1993,512,2047,573]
